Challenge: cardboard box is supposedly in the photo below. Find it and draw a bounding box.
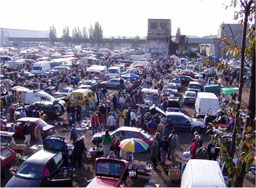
[169,168,181,181]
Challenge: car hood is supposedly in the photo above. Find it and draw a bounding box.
[5,175,42,187]
[191,118,205,128]
[87,177,120,188]
[92,131,105,141]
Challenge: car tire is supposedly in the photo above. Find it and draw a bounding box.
[193,127,201,133]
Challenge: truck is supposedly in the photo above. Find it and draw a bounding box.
[31,61,51,75]
[195,92,220,117]
[204,84,221,96]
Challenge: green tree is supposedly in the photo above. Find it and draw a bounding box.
[211,0,255,186]
[49,25,57,46]
[89,22,103,46]
[175,27,181,42]
[72,26,82,44]
[62,26,71,46]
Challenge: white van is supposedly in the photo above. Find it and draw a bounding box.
[24,90,65,106]
[31,61,51,74]
[181,159,226,187]
[195,92,219,117]
[107,66,121,78]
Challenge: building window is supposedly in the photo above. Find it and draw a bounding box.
[150,22,157,29]
[160,22,167,29]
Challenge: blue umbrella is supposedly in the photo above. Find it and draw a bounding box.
[121,73,139,80]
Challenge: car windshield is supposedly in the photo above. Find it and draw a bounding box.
[32,67,41,70]
[16,162,44,180]
[186,93,196,97]
[189,84,200,89]
[83,82,92,85]
[58,89,69,93]
[0,148,13,161]
[35,119,48,127]
[96,160,125,178]
[109,69,118,73]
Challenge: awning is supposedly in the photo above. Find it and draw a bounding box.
[221,87,239,95]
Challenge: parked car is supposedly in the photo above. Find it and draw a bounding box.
[162,83,178,96]
[32,101,65,119]
[3,117,55,139]
[183,91,197,105]
[187,81,204,92]
[163,112,206,133]
[54,87,74,100]
[1,146,16,177]
[5,136,74,187]
[181,69,195,78]
[100,78,126,89]
[22,71,35,79]
[170,79,182,90]
[91,126,153,146]
[79,80,98,90]
[87,158,129,187]
[177,76,194,86]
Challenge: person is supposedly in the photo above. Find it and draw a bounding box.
[67,103,72,122]
[156,121,165,139]
[196,147,209,159]
[207,141,219,160]
[194,131,203,147]
[102,129,113,155]
[33,107,40,118]
[190,139,200,159]
[20,108,27,118]
[119,94,125,112]
[113,139,120,158]
[106,112,116,131]
[204,113,211,124]
[160,136,168,164]
[130,109,137,127]
[23,121,32,146]
[167,130,179,163]
[91,112,100,135]
[71,103,76,122]
[151,137,159,170]
[72,136,87,167]
[76,104,82,121]
[123,107,128,126]
[70,124,78,143]
[40,111,45,120]
[107,151,116,159]
[34,123,44,144]
[85,97,90,115]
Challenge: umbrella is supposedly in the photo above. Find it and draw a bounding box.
[221,87,239,95]
[119,138,149,153]
[121,73,139,80]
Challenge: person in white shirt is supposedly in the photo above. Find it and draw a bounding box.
[106,112,116,131]
[130,109,137,127]
[119,94,125,112]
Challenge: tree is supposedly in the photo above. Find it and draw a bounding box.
[132,35,140,49]
[49,25,57,46]
[82,27,88,39]
[62,26,71,46]
[211,0,255,186]
[72,26,82,44]
[89,22,103,46]
[175,27,181,42]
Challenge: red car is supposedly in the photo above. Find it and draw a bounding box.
[181,70,195,78]
[177,76,194,86]
[1,132,17,177]
[87,158,129,187]
[3,117,55,139]
[91,126,153,147]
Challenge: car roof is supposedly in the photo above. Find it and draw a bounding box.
[25,149,59,165]
[189,81,201,85]
[165,111,186,116]
[185,91,196,94]
[17,117,41,123]
[115,126,142,132]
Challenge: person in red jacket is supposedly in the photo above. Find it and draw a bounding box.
[190,139,200,159]
[91,112,100,135]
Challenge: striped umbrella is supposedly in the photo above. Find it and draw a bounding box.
[119,138,149,153]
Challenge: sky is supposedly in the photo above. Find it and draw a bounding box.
[0,0,238,38]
